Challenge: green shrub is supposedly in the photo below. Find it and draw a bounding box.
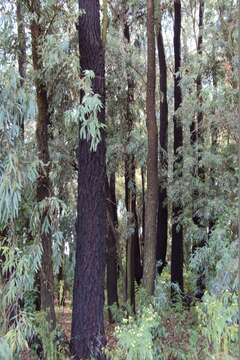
[106,305,160,360]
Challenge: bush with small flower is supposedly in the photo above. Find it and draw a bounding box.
[105,305,160,360]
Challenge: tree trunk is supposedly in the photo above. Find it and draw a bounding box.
[209,65,218,236]
[156,20,168,276]
[30,0,56,328]
[109,173,118,227]
[124,21,142,310]
[143,0,158,295]
[106,174,118,323]
[140,166,145,259]
[71,1,106,359]
[171,0,184,295]
[16,0,27,140]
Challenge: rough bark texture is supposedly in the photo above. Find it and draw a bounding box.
[70,1,106,359]
[106,174,118,323]
[16,0,27,139]
[30,0,56,328]
[143,0,158,295]
[171,0,184,294]
[156,21,168,276]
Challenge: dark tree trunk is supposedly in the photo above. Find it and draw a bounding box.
[171,0,184,295]
[140,166,145,259]
[190,0,205,196]
[30,0,56,328]
[209,67,218,236]
[16,0,27,140]
[71,1,106,359]
[106,174,118,323]
[57,263,65,307]
[57,167,67,307]
[143,0,158,295]
[156,20,168,276]
[123,21,142,310]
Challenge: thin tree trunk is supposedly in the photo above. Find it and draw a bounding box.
[143,0,158,295]
[106,174,118,323]
[156,19,168,276]
[57,167,67,307]
[71,1,106,359]
[16,0,27,140]
[141,166,145,258]
[30,0,56,328]
[190,0,205,213]
[124,21,142,310]
[208,65,218,236]
[109,173,118,227]
[171,0,184,295]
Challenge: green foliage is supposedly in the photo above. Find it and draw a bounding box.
[0,0,239,359]
[0,337,13,360]
[197,291,238,357]
[106,306,160,360]
[33,312,58,360]
[1,245,42,310]
[4,311,34,356]
[65,90,105,151]
[0,153,39,225]
[107,272,238,360]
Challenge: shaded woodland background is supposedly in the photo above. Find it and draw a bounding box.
[0,0,239,359]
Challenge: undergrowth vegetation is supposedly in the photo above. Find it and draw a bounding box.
[106,277,239,360]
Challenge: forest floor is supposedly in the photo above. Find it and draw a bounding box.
[56,302,236,360]
[56,302,117,350]
[55,302,186,359]
[56,301,116,344]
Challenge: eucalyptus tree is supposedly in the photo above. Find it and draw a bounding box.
[0,0,42,343]
[30,0,56,328]
[171,0,184,294]
[143,0,158,295]
[156,9,168,276]
[106,174,119,323]
[123,6,142,311]
[16,0,27,140]
[106,0,146,308]
[70,0,107,358]
[190,0,206,299]
[1,0,80,353]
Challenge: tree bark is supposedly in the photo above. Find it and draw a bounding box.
[106,174,118,323]
[156,19,168,276]
[71,1,106,359]
[30,0,56,328]
[140,166,145,260]
[143,0,158,295]
[171,0,184,295]
[109,173,118,227]
[16,0,27,139]
[123,21,142,310]
[208,65,218,236]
